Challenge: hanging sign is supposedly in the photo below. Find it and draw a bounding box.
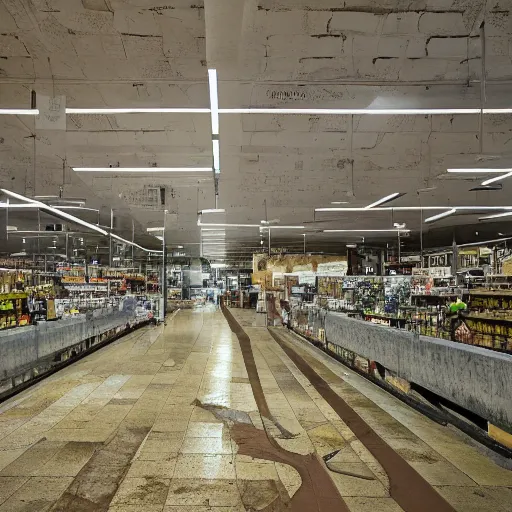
[35,95,66,130]
[296,271,316,285]
[317,261,348,274]
[429,253,449,267]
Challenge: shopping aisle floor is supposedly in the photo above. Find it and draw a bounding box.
[0,307,508,511]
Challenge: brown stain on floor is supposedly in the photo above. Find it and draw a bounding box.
[221,304,349,512]
[267,327,458,512]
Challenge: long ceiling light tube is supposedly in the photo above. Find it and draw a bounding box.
[46,108,512,117]
[73,167,212,173]
[66,108,210,114]
[315,206,512,212]
[424,208,457,223]
[111,233,162,254]
[479,212,512,220]
[481,171,512,186]
[198,221,261,228]
[219,108,483,115]
[259,225,306,230]
[212,140,220,173]
[458,237,512,247]
[323,229,410,233]
[0,203,40,209]
[0,109,39,115]
[1,189,108,235]
[447,168,512,173]
[0,189,162,253]
[208,69,219,135]
[365,192,402,209]
[482,109,512,114]
[49,206,99,212]
[199,209,225,214]
[208,68,221,174]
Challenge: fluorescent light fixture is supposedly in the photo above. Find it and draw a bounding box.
[0,109,39,115]
[0,202,40,209]
[212,139,220,172]
[155,235,164,241]
[211,263,227,268]
[208,69,219,135]
[198,222,261,228]
[111,233,162,254]
[458,237,512,247]
[201,228,226,231]
[424,208,457,223]
[1,189,108,236]
[177,245,184,249]
[315,206,512,212]
[447,168,511,173]
[481,171,512,186]
[1,190,162,253]
[219,108,482,115]
[49,206,99,212]
[483,109,512,114]
[66,108,210,114]
[365,192,403,209]
[479,212,512,220]
[331,201,349,204]
[43,107,512,117]
[323,229,410,233]
[316,206,444,212]
[259,225,305,230]
[147,227,165,232]
[199,209,225,214]
[74,167,211,173]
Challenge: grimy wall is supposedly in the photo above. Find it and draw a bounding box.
[325,313,512,432]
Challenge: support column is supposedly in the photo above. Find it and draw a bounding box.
[162,211,168,318]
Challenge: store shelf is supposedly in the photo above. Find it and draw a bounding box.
[469,289,512,296]
[462,313,512,325]
[0,292,27,300]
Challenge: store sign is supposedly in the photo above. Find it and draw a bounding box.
[61,277,86,284]
[317,261,348,274]
[401,255,421,263]
[296,271,316,285]
[64,285,108,292]
[429,267,451,278]
[429,254,448,267]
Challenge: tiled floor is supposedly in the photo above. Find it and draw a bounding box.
[0,307,509,511]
